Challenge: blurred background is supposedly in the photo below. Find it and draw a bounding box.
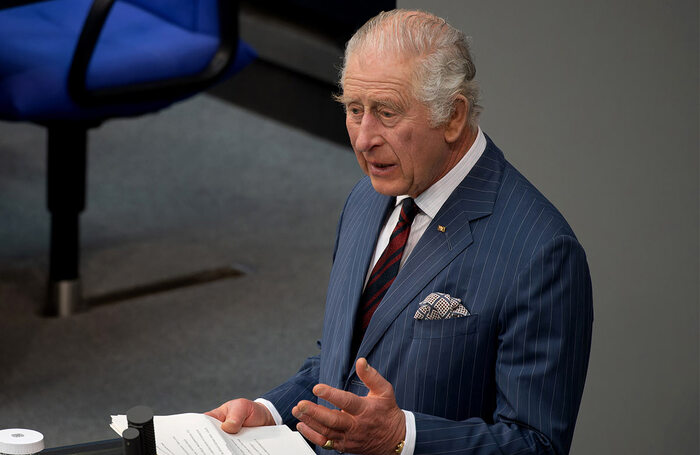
[0,1,697,454]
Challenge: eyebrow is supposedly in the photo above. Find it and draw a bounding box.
[334,94,405,113]
[374,98,404,113]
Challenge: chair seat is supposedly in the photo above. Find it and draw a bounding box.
[0,0,256,122]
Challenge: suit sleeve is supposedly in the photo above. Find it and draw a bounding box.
[413,235,593,455]
[260,353,320,429]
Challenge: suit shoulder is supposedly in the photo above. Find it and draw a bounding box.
[474,137,577,242]
[476,144,590,295]
[474,137,578,251]
[496,159,578,242]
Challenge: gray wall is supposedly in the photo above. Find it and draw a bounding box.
[399,1,699,454]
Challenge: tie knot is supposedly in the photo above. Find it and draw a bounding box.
[400,198,419,224]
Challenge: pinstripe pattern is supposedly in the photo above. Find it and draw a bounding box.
[263,137,593,455]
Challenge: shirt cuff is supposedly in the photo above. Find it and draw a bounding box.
[254,398,283,426]
[401,410,416,455]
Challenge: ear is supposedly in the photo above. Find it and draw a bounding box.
[443,95,469,144]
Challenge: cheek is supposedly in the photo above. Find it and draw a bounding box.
[394,127,413,151]
[394,129,415,171]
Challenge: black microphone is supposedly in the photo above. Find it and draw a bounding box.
[126,406,156,455]
[122,427,142,455]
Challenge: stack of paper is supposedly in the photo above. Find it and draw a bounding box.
[110,413,314,455]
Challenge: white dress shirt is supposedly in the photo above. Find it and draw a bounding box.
[258,128,487,454]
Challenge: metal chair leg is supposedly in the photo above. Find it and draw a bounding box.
[45,125,87,316]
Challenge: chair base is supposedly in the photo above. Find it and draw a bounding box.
[47,280,83,317]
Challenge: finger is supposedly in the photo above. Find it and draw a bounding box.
[292,401,351,434]
[313,384,364,415]
[295,413,347,445]
[296,422,339,451]
[356,358,394,398]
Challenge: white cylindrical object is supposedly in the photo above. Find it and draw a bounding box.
[0,429,44,454]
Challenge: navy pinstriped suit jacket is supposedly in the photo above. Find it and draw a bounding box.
[263,137,593,455]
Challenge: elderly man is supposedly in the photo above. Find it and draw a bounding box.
[207,9,592,455]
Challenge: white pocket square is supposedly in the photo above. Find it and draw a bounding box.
[414,292,470,320]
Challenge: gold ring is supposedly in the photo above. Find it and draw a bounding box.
[322,439,334,450]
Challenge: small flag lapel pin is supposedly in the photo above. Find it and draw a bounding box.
[437,225,446,233]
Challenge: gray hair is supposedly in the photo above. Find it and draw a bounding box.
[340,9,482,128]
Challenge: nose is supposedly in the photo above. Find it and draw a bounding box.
[352,111,383,152]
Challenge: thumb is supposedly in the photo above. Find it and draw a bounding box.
[204,408,225,422]
[356,358,394,397]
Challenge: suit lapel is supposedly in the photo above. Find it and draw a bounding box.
[327,186,394,379]
[349,140,506,377]
[341,191,394,319]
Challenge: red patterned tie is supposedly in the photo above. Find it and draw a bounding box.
[354,198,419,347]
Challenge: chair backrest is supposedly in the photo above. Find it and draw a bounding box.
[123,0,219,35]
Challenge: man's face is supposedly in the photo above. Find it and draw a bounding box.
[341,52,452,198]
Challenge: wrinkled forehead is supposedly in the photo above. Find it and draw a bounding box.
[340,53,418,108]
[341,49,419,95]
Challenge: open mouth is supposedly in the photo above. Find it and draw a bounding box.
[368,162,396,174]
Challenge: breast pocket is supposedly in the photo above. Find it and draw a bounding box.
[406,314,484,417]
[412,314,480,339]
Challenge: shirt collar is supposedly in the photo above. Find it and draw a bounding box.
[396,127,486,219]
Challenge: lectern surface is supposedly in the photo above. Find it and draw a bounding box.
[44,438,122,455]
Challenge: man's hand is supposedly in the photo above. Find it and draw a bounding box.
[205,399,275,434]
[292,358,405,454]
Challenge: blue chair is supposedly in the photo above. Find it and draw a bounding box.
[0,0,256,316]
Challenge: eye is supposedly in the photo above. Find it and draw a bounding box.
[377,107,400,125]
[346,104,363,118]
